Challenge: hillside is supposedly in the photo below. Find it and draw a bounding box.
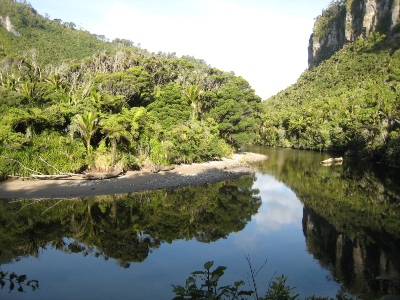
[0,0,262,179]
[0,0,125,65]
[261,0,400,165]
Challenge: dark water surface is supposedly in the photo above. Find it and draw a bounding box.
[0,147,399,299]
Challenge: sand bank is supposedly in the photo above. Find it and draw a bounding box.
[0,152,267,199]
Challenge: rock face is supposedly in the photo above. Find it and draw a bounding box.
[0,15,20,36]
[308,0,400,69]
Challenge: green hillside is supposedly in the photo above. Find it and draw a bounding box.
[261,25,400,165]
[0,0,262,179]
[0,0,122,64]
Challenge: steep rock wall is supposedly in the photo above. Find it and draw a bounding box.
[0,15,20,36]
[308,0,400,69]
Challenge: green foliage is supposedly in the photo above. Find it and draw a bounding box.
[94,66,153,107]
[147,83,191,129]
[183,84,204,119]
[172,261,254,300]
[0,131,86,178]
[205,75,262,147]
[0,0,262,176]
[151,119,232,165]
[172,261,354,300]
[70,111,100,154]
[261,275,299,300]
[313,1,345,41]
[0,0,119,65]
[262,34,400,164]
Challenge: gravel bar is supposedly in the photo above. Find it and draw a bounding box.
[0,152,267,199]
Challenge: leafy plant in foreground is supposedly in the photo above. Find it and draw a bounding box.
[0,270,39,293]
[262,275,299,300]
[171,260,357,300]
[171,261,254,300]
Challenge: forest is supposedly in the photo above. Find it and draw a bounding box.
[0,0,262,179]
[1,0,400,180]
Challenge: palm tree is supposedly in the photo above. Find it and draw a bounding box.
[183,85,203,119]
[70,111,99,154]
[288,115,307,138]
[100,107,146,164]
[45,73,64,91]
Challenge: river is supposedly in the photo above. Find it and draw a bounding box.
[0,147,399,299]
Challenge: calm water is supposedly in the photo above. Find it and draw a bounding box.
[0,147,399,299]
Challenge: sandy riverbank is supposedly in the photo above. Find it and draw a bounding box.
[0,152,267,199]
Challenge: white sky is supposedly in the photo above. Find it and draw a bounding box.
[27,0,332,99]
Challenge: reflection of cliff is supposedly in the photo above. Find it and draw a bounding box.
[0,175,260,267]
[252,147,400,241]
[303,206,400,299]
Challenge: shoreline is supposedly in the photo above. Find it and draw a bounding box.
[0,152,267,199]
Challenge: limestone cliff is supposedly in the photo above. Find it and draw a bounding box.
[308,0,400,69]
[0,15,20,36]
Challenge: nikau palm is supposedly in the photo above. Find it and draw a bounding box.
[183,85,203,119]
[70,111,99,154]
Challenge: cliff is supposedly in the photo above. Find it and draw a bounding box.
[0,15,19,36]
[308,0,400,69]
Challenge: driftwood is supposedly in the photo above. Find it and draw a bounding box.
[4,155,124,180]
[75,168,123,180]
[31,174,73,180]
[151,164,175,173]
[320,157,343,165]
[31,168,123,180]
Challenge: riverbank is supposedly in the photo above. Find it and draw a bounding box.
[0,152,267,199]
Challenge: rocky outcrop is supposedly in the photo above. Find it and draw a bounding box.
[0,15,20,36]
[309,0,400,69]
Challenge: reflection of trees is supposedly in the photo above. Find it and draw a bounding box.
[252,147,400,240]
[0,174,260,267]
[303,206,400,300]
[137,176,261,243]
[247,147,400,299]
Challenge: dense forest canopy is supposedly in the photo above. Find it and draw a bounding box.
[0,0,262,179]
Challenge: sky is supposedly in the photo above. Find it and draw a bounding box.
[27,0,332,99]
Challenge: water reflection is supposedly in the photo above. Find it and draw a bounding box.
[246,146,400,299]
[1,147,400,299]
[303,206,400,300]
[252,173,302,234]
[0,175,260,268]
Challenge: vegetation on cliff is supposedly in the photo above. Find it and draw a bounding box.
[261,31,400,165]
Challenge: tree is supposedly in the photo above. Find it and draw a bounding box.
[100,107,146,164]
[45,73,64,91]
[70,111,99,153]
[183,84,203,120]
